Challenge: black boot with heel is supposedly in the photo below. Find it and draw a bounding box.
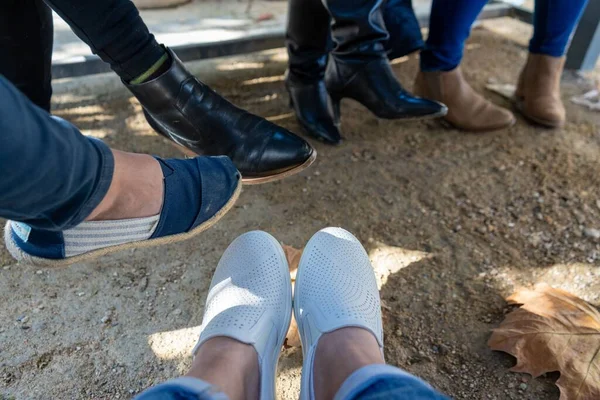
[324,0,446,122]
[126,47,316,184]
[285,0,446,144]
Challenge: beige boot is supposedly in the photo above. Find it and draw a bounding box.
[414,67,515,132]
[515,53,566,128]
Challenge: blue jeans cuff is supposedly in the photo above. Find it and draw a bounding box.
[134,377,229,400]
[333,364,445,400]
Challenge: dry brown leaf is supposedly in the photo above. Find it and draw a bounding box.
[488,284,600,400]
[282,244,303,348]
[282,244,302,281]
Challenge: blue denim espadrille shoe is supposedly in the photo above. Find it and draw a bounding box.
[4,156,241,266]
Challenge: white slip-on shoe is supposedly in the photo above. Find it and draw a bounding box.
[192,231,293,400]
[294,227,383,400]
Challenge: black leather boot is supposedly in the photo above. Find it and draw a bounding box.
[126,47,316,184]
[324,0,447,121]
[285,0,341,144]
[286,74,341,145]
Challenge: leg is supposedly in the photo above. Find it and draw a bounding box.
[0,0,53,111]
[45,0,315,182]
[286,0,331,83]
[383,0,425,61]
[285,0,342,144]
[324,0,447,122]
[316,329,448,399]
[135,231,293,400]
[0,75,240,266]
[0,75,113,230]
[413,0,515,132]
[294,228,448,400]
[45,0,165,82]
[514,0,590,128]
[419,0,488,72]
[530,0,589,57]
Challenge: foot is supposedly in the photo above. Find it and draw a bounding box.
[286,72,342,145]
[4,151,241,266]
[84,150,164,221]
[325,56,447,122]
[515,53,566,128]
[126,47,316,184]
[313,327,384,400]
[294,227,384,400]
[188,337,260,400]
[414,67,516,132]
[192,231,293,399]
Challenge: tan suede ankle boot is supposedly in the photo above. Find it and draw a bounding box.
[515,53,566,128]
[414,67,515,132]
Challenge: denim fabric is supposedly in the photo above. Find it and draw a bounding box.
[335,365,448,400]
[420,0,589,71]
[286,0,423,80]
[352,377,449,399]
[0,0,164,102]
[384,0,425,60]
[134,377,229,400]
[529,0,589,57]
[0,76,114,231]
[135,364,448,400]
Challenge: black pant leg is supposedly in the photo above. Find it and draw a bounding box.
[44,0,164,81]
[0,0,53,111]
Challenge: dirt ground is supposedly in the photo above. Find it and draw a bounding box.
[1,27,600,400]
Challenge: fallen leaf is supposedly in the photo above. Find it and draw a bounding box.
[488,284,600,400]
[282,244,302,281]
[282,244,303,347]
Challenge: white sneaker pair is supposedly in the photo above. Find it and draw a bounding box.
[193,228,384,400]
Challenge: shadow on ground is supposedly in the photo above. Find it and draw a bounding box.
[1,28,599,400]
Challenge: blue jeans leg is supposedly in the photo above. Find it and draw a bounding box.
[420,0,488,72]
[336,365,449,400]
[529,0,589,57]
[0,76,114,231]
[135,377,229,400]
[421,0,591,72]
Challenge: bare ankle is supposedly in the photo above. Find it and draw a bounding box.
[187,338,260,400]
[314,328,384,400]
[86,150,164,221]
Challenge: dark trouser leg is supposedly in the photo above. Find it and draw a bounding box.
[420,0,487,72]
[285,0,341,144]
[383,0,425,60]
[286,0,331,82]
[530,0,589,56]
[0,0,53,111]
[0,76,114,231]
[324,0,389,60]
[44,0,165,82]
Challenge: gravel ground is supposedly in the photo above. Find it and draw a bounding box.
[1,27,599,399]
